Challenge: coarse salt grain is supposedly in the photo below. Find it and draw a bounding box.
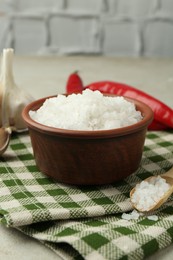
[131,176,170,211]
[122,210,142,220]
[121,210,158,221]
[29,89,142,130]
[147,215,159,221]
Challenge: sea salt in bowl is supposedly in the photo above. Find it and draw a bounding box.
[22,91,153,185]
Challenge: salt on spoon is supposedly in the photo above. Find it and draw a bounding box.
[130,167,173,212]
[0,127,11,155]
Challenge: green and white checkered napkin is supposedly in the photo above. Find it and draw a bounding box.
[1,131,173,259]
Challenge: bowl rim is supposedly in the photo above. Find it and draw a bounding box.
[22,94,154,138]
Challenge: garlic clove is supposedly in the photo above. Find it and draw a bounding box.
[0,48,34,132]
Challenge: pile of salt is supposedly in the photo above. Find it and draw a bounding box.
[29,89,142,130]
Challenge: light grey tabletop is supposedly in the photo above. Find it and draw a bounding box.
[1,56,173,259]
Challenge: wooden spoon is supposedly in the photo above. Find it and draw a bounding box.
[0,127,11,155]
[130,167,173,212]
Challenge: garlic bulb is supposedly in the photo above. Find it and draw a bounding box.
[0,48,34,132]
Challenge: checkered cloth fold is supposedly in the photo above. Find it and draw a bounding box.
[0,131,173,259]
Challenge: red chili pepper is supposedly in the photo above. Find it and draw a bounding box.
[149,120,168,131]
[66,71,83,94]
[66,74,173,130]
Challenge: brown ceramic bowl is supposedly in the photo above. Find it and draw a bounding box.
[22,94,153,185]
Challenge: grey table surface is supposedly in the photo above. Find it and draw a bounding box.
[1,55,173,260]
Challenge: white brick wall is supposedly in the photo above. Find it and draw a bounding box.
[160,0,173,15]
[143,19,173,57]
[102,19,140,56]
[49,14,100,54]
[0,0,173,56]
[16,0,64,12]
[116,0,154,17]
[66,0,106,13]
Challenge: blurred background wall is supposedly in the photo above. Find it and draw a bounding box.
[0,0,173,57]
